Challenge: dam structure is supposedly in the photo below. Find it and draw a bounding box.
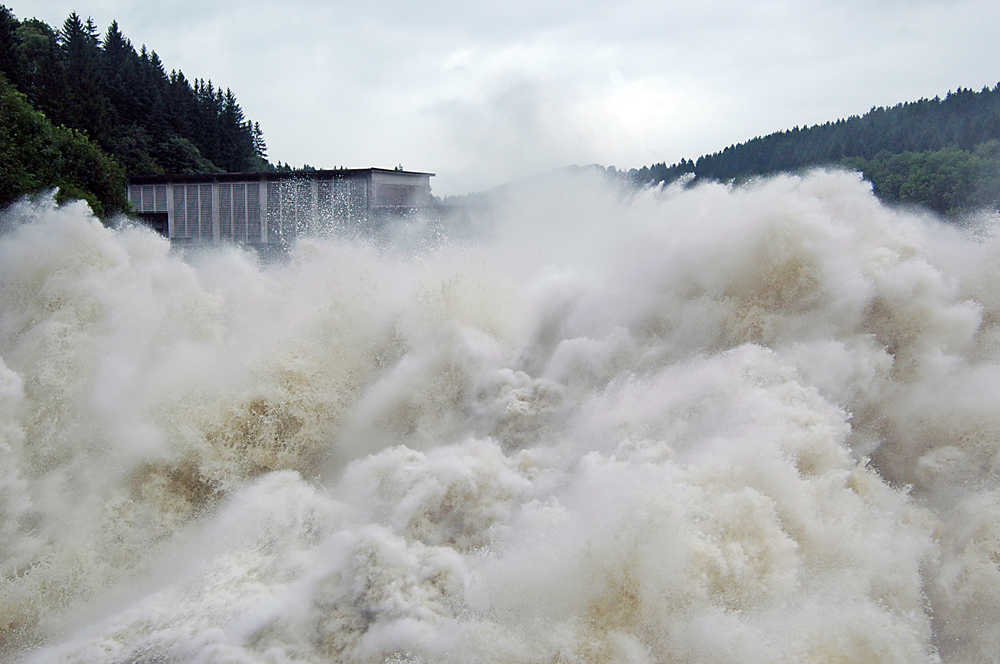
[126,167,435,247]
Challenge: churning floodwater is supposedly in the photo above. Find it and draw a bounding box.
[1,169,999,663]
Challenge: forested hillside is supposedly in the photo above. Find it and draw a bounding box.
[0,5,270,215]
[633,86,1000,216]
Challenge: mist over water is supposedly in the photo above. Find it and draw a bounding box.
[2,170,1000,663]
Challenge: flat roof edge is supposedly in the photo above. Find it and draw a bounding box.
[129,167,436,184]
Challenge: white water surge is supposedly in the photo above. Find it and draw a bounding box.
[1,170,999,663]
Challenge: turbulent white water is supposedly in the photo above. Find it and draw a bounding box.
[2,170,1000,663]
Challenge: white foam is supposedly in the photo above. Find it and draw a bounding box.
[1,171,997,662]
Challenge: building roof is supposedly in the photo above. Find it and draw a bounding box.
[129,167,435,185]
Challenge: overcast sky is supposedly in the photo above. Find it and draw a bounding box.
[14,0,1000,195]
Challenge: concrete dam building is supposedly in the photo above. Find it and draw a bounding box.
[127,168,434,247]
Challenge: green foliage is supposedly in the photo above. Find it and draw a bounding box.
[845,143,1000,216]
[0,72,127,216]
[0,4,270,181]
[635,84,1000,216]
[155,135,222,174]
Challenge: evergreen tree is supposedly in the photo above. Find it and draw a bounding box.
[10,18,62,118]
[57,12,112,145]
[0,5,19,81]
[100,21,135,125]
[253,121,266,159]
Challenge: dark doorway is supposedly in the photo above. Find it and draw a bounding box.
[137,212,168,236]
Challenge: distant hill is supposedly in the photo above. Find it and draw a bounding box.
[632,85,1000,216]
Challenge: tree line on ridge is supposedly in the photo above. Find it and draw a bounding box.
[628,86,1000,217]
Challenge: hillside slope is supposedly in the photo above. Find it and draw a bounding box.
[634,86,1000,216]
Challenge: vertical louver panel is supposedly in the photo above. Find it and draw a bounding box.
[234,184,247,241]
[296,180,312,210]
[281,181,297,242]
[173,186,187,238]
[199,184,213,241]
[351,179,366,214]
[317,181,332,229]
[219,183,232,238]
[267,182,281,244]
[186,185,199,239]
[154,185,167,212]
[128,185,141,209]
[295,180,311,237]
[334,180,350,221]
[248,182,261,242]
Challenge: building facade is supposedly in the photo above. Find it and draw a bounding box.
[127,168,434,247]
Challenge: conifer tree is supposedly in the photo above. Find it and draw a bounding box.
[253,121,266,159]
[58,12,111,145]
